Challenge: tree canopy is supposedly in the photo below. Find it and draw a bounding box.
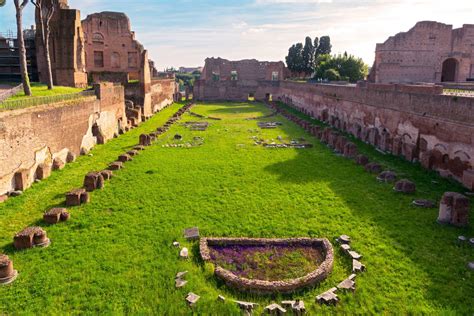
[285,35,331,75]
[314,53,368,83]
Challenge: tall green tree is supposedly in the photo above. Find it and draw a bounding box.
[314,53,368,83]
[302,36,315,75]
[316,36,332,55]
[14,0,32,96]
[285,43,304,73]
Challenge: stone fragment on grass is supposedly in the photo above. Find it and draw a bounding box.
[184,227,199,240]
[66,188,89,206]
[84,172,105,192]
[118,154,133,163]
[394,179,416,194]
[468,262,474,270]
[43,208,70,224]
[356,155,369,166]
[186,292,200,305]
[176,271,188,279]
[316,287,339,305]
[108,161,123,171]
[236,301,258,314]
[172,241,180,248]
[337,274,356,292]
[341,244,351,253]
[438,192,469,227]
[0,254,18,285]
[127,150,139,157]
[337,235,351,244]
[264,303,287,315]
[175,278,187,288]
[281,300,305,315]
[100,170,114,181]
[352,259,366,273]
[180,247,189,259]
[377,171,397,183]
[348,251,362,260]
[218,295,226,301]
[412,199,435,208]
[134,145,145,151]
[14,226,50,250]
[365,163,382,174]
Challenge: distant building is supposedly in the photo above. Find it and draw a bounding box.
[370,21,474,84]
[0,28,38,82]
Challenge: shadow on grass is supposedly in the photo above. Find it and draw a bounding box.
[262,106,474,312]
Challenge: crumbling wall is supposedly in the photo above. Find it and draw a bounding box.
[0,83,126,195]
[371,21,474,83]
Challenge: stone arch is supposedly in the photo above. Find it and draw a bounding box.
[92,32,105,44]
[454,150,471,162]
[441,58,458,82]
[434,143,448,153]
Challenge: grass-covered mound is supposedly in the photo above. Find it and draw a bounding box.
[0,101,472,314]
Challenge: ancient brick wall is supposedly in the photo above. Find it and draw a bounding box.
[81,12,145,81]
[0,83,126,195]
[371,21,474,84]
[35,0,88,88]
[273,81,474,188]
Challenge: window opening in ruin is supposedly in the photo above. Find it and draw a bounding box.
[94,51,104,68]
[272,71,279,81]
[231,70,238,81]
[212,72,220,82]
[265,93,272,101]
[441,58,458,82]
[248,93,255,101]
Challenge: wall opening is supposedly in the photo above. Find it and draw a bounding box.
[441,58,458,82]
[265,93,272,101]
[231,70,238,81]
[93,51,104,68]
[248,93,255,101]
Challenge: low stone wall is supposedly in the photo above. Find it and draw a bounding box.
[273,82,474,189]
[200,237,334,294]
[0,83,126,195]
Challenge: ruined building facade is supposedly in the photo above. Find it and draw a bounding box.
[195,58,288,100]
[370,21,474,84]
[81,12,145,82]
[35,0,88,88]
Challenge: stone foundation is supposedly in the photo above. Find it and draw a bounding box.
[200,237,333,294]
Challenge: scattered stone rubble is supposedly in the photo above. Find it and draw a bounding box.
[264,303,287,315]
[184,227,200,241]
[66,188,90,206]
[257,122,282,129]
[281,300,306,315]
[186,292,200,306]
[377,171,397,183]
[394,179,416,194]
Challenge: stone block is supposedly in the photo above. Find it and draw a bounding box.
[14,169,29,191]
[52,158,65,171]
[402,143,418,162]
[462,170,474,191]
[139,134,152,146]
[316,287,339,305]
[343,143,358,158]
[394,180,416,194]
[84,172,105,192]
[186,292,200,305]
[438,192,469,227]
[356,155,369,166]
[14,226,50,250]
[66,188,87,206]
[365,162,382,174]
[43,208,70,224]
[0,254,17,285]
[118,154,133,163]
[100,170,114,181]
[36,164,52,180]
[108,162,124,171]
[184,227,200,240]
[127,150,139,157]
[377,171,397,183]
[134,145,145,151]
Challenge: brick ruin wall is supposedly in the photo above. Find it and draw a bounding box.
[0,83,126,195]
[371,21,474,84]
[195,80,474,189]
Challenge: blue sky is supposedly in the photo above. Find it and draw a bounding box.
[1,0,473,69]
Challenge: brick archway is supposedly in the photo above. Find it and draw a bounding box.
[441,58,458,82]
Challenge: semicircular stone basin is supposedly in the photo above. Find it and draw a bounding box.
[200,237,334,294]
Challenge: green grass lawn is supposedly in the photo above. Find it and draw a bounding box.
[6,82,86,100]
[0,101,472,314]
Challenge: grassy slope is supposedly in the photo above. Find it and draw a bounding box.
[6,83,85,100]
[0,101,472,314]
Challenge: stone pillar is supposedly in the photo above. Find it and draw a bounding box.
[438,192,470,227]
